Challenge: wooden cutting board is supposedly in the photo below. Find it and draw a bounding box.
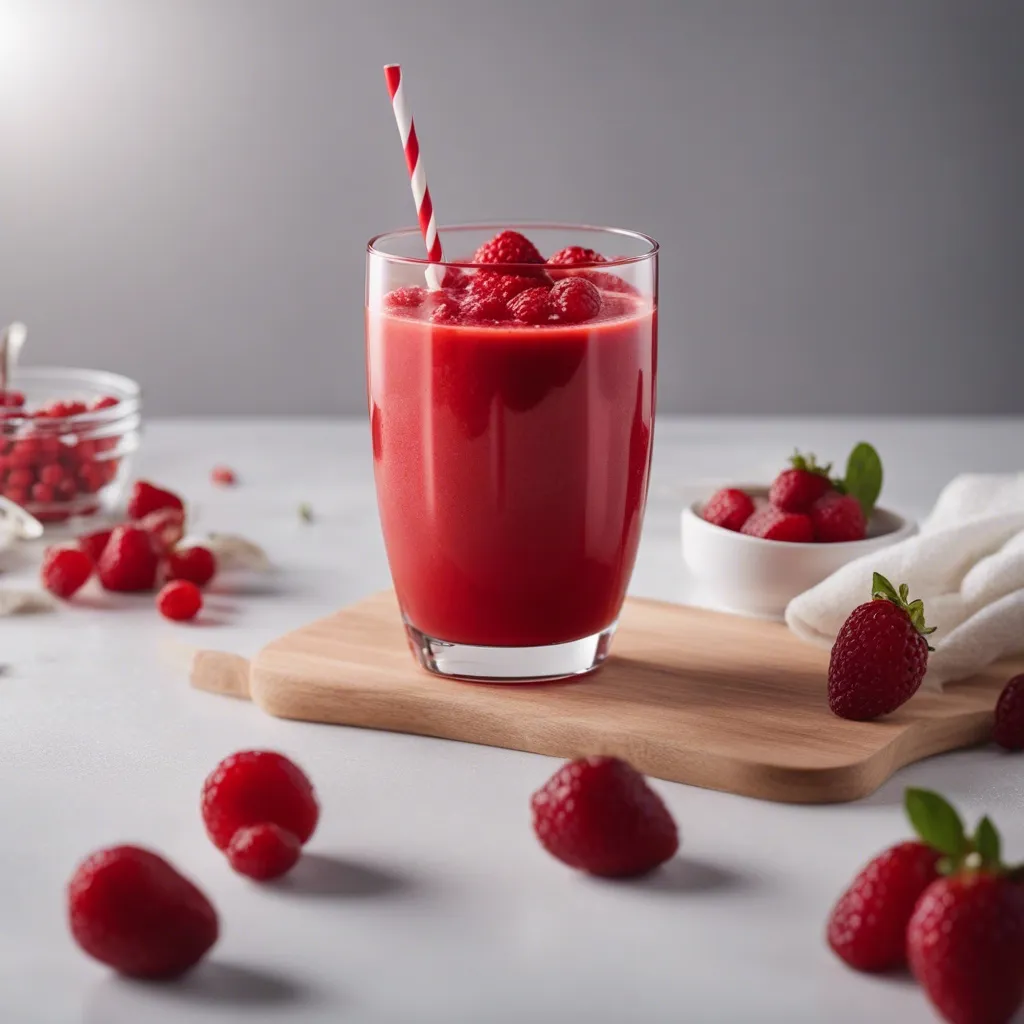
[191,590,1018,804]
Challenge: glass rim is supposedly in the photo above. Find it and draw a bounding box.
[367,221,659,271]
[3,366,141,426]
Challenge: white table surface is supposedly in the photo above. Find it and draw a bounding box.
[2,416,1022,1024]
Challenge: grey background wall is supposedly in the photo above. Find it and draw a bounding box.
[1,0,1021,416]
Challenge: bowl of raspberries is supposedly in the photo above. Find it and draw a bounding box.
[681,442,915,619]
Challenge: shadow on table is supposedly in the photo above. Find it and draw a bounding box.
[269,851,414,899]
[583,855,757,896]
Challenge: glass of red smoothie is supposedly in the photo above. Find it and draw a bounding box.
[366,224,658,682]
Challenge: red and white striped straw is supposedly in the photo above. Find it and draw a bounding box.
[383,64,445,289]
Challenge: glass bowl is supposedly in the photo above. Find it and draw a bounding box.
[0,367,141,526]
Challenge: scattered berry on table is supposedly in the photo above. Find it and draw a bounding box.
[993,674,1024,751]
[828,573,934,720]
[97,525,159,592]
[126,480,184,521]
[156,580,203,621]
[531,756,678,878]
[164,546,217,587]
[768,452,833,513]
[226,823,302,881]
[827,841,940,971]
[811,492,867,543]
[703,488,756,532]
[740,506,814,542]
[77,528,113,564]
[40,547,93,599]
[547,278,602,324]
[201,750,319,852]
[211,465,237,486]
[67,845,218,979]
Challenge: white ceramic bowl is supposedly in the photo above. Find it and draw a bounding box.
[680,488,917,619]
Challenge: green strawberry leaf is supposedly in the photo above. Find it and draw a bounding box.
[843,442,883,519]
[974,816,1002,868]
[871,572,901,604]
[905,788,968,857]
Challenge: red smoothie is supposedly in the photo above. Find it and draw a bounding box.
[367,283,657,649]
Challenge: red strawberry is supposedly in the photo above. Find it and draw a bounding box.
[135,506,186,554]
[827,841,940,971]
[226,823,302,881]
[201,750,319,852]
[703,488,756,532]
[769,452,833,513]
[126,480,184,520]
[993,675,1024,751]
[40,547,93,599]
[548,278,602,324]
[828,573,934,720]
[507,286,551,324]
[156,580,203,621]
[740,506,814,542]
[909,873,1024,1024]
[97,525,159,592]
[211,465,237,486]
[165,545,217,587]
[547,245,607,267]
[68,845,218,978]
[531,756,678,878]
[811,492,867,542]
[472,230,545,267]
[78,528,114,565]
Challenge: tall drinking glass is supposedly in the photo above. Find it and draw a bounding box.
[366,224,658,681]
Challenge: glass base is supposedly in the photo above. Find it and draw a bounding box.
[403,619,617,683]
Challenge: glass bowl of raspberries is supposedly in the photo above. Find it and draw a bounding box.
[0,367,141,526]
[680,444,915,618]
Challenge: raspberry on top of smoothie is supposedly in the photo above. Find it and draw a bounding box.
[381,230,643,326]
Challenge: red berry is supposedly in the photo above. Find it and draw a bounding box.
[740,506,814,542]
[828,575,933,720]
[97,525,159,592]
[384,286,427,309]
[441,267,469,290]
[90,395,120,411]
[584,270,641,296]
[135,506,186,554]
[226,824,301,881]
[908,872,1024,1024]
[201,751,319,852]
[3,486,29,506]
[429,298,461,324]
[0,390,25,407]
[164,546,217,587]
[459,293,508,323]
[467,272,540,305]
[156,580,203,621]
[827,841,940,972]
[78,528,114,564]
[30,482,56,504]
[38,463,66,486]
[472,230,545,267]
[126,480,184,520]
[769,453,833,513]
[531,756,678,878]
[547,245,607,267]
[703,488,756,532]
[77,462,106,494]
[993,674,1024,751]
[548,278,602,324]
[68,845,218,979]
[811,492,867,542]
[40,546,93,599]
[7,467,34,489]
[507,286,551,324]
[210,465,237,486]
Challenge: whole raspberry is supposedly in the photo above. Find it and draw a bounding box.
[460,293,508,323]
[226,824,302,881]
[531,756,678,878]
[827,841,940,972]
[384,286,427,309]
[740,506,814,542]
[769,452,834,513]
[164,546,217,587]
[548,278,602,324]
[157,580,203,621]
[201,751,319,852]
[210,465,237,486]
[126,480,184,520]
[429,298,461,324]
[40,547,93,599]
[993,674,1024,751]
[441,267,469,291]
[547,245,607,266]
[703,488,756,532]
[828,573,934,720]
[472,229,545,267]
[78,528,113,564]
[467,272,539,304]
[507,286,551,324]
[97,525,159,592]
[68,845,218,979]
[811,492,867,542]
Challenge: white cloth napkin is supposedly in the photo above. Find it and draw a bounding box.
[785,473,1024,690]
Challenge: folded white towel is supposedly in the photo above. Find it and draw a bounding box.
[785,474,1024,690]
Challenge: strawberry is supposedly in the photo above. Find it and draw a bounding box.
[164,545,217,587]
[768,451,833,513]
[740,506,814,542]
[531,756,678,878]
[993,674,1024,751]
[156,580,203,621]
[97,524,159,592]
[472,230,545,267]
[703,488,756,532]
[827,841,940,971]
[828,573,935,720]
[77,528,113,564]
[811,492,867,543]
[40,547,93,599]
[135,506,186,554]
[68,845,218,978]
[126,480,184,520]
